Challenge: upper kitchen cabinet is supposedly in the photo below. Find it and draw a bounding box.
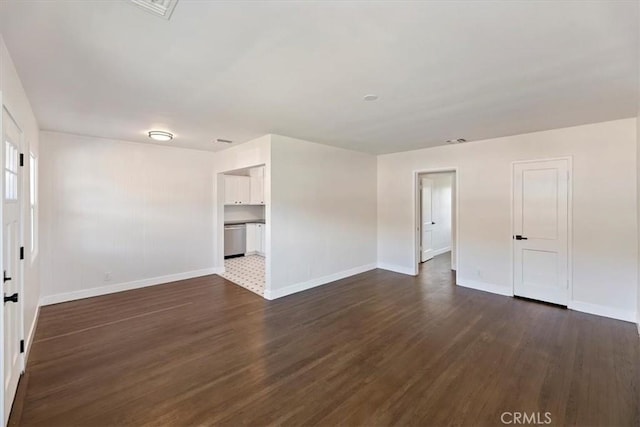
[250,166,265,205]
[224,175,251,205]
[224,166,265,205]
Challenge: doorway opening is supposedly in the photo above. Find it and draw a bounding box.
[414,169,457,275]
[217,164,268,297]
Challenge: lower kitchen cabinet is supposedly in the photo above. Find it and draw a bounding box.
[246,223,265,255]
[256,223,265,255]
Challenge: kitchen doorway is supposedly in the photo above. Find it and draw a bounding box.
[218,164,268,296]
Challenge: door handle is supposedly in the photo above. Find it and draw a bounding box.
[4,293,18,304]
[514,235,528,240]
[3,270,11,283]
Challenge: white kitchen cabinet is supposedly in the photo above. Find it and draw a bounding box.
[238,176,250,203]
[256,223,265,255]
[224,175,236,205]
[250,166,265,205]
[246,223,258,254]
[224,175,251,205]
[244,223,265,255]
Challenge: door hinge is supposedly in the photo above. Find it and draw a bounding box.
[19,246,24,260]
[19,153,24,167]
[20,339,24,353]
[3,293,18,303]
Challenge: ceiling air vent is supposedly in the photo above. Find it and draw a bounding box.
[130,0,179,20]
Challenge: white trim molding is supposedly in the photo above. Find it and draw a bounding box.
[456,279,636,323]
[264,263,377,300]
[456,278,514,297]
[431,247,451,258]
[40,267,223,306]
[376,263,417,276]
[568,301,637,323]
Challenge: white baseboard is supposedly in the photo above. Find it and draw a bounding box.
[432,247,451,257]
[40,267,223,306]
[456,280,637,324]
[376,262,416,276]
[264,263,377,300]
[568,300,637,323]
[456,278,514,297]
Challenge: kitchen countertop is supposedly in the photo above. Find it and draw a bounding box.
[224,219,266,225]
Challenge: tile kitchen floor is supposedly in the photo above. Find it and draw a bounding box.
[220,254,265,296]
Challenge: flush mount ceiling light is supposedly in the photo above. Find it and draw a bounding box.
[148,131,173,141]
[363,94,379,101]
[447,138,467,144]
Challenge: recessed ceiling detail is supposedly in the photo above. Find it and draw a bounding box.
[130,0,178,20]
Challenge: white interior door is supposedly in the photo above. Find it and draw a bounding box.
[513,159,569,305]
[421,177,435,262]
[2,107,23,424]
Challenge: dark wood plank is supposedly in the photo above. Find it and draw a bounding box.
[9,253,640,426]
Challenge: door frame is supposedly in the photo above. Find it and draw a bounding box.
[510,156,573,301]
[413,167,459,275]
[0,97,27,425]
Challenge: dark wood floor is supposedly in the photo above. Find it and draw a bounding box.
[10,253,640,426]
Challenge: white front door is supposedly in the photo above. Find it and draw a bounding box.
[513,159,569,305]
[2,107,23,424]
[421,177,435,262]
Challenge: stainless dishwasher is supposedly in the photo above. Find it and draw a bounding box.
[224,224,246,258]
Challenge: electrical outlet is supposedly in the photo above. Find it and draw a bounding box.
[104,272,112,282]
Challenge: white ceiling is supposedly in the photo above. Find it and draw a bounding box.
[0,1,637,154]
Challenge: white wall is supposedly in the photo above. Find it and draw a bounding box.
[378,118,638,322]
[40,131,217,304]
[422,172,453,256]
[39,132,271,303]
[0,36,40,354]
[40,132,377,302]
[268,135,377,299]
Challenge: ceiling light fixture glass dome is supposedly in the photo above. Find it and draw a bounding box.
[148,130,173,141]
